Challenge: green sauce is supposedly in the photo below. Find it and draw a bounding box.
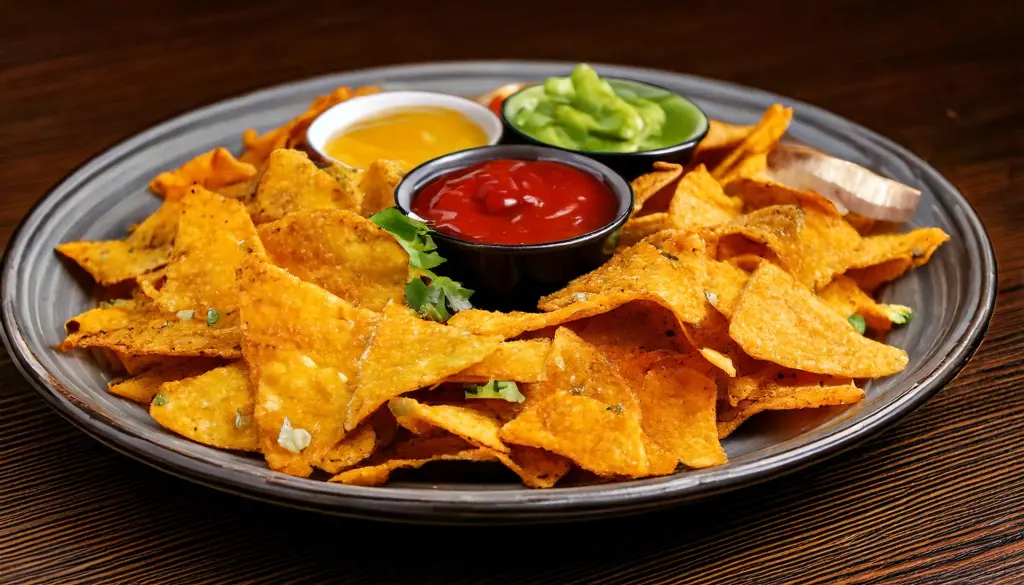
[504,64,708,153]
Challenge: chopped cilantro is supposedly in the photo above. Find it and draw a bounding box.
[370,208,445,270]
[277,417,311,454]
[206,308,220,326]
[151,394,169,407]
[884,304,913,325]
[848,313,866,335]
[465,380,526,403]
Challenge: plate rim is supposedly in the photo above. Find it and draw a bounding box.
[0,60,998,523]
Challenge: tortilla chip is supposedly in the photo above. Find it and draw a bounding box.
[389,397,509,453]
[619,213,673,248]
[447,339,551,383]
[630,162,683,215]
[491,446,572,488]
[449,294,643,339]
[712,104,793,180]
[316,423,378,474]
[499,328,650,477]
[717,371,864,438]
[719,153,768,186]
[250,149,361,224]
[329,436,496,486]
[570,301,687,357]
[57,201,181,286]
[539,239,708,328]
[149,148,258,200]
[729,262,908,377]
[704,259,750,318]
[108,359,221,403]
[346,303,503,431]
[149,362,257,451]
[844,228,950,292]
[240,258,378,477]
[358,160,405,217]
[240,85,379,166]
[696,120,754,156]
[257,209,407,311]
[638,358,727,468]
[667,165,742,229]
[817,275,908,333]
[63,296,242,358]
[726,176,840,216]
[148,187,265,313]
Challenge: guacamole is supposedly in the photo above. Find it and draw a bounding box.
[504,64,707,153]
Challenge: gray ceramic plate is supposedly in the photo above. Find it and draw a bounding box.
[0,61,996,524]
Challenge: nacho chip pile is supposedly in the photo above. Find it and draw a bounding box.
[57,89,948,489]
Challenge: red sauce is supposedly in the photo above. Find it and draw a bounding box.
[411,159,619,245]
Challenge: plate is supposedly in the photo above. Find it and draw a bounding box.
[0,61,996,524]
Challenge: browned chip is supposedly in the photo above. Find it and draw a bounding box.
[619,213,673,248]
[712,104,793,181]
[389,397,509,453]
[844,228,950,292]
[729,262,909,377]
[250,149,362,223]
[345,303,503,431]
[257,209,407,311]
[726,176,841,216]
[316,423,379,474]
[149,148,258,200]
[490,446,572,488]
[329,436,496,486]
[630,162,683,215]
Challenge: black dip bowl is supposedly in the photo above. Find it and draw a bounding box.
[393,144,633,312]
[499,78,710,181]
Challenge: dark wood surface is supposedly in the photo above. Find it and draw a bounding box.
[2,1,1022,583]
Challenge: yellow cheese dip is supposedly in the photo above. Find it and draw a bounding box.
[324,107,489,170]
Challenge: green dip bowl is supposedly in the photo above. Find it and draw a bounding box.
[501,77,710,180]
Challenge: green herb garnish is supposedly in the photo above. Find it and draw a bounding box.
[370,207,445,270]
[848,313,867,335]
[372,208,474,322]
[884,304,913,325]
[206,308,219,326]
[151,394,169,407]
[465,380,526,403]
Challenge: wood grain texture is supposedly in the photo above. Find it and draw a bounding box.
[1,0,1022,583]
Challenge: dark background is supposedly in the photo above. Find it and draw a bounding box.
[1,1,1022,583]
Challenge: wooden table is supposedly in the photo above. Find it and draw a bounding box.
[2,1,1021,583]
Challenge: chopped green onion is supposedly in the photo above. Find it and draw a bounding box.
[465,380,526,403]
[151,394,169,407]
[848,313,866,335]
[884,304,913,325]
[206,308,219,326]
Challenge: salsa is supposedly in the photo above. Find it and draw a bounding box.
[503,64,707,153]
[325,106,489,171]
[411,159,619,245]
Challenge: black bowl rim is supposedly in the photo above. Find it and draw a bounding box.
[393,143,634,252]
[500,75,711,158]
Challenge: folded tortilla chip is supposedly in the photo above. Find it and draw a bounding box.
[729,262,908,377]
[712,104,792,181]
[389,397,509,453]
[345,303,503,431]
[258,209,407,311]
[489,446,572,488]
[316,423,379,474]
[240,258,378,477]
[329,436,496,486]
[57,201,181,286]
[638,358,727,468]
[149,362,257,451]
[149,148,258,200]
[630,161,683,216]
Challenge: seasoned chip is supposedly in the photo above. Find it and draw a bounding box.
[619,213,673,248]
[346,303,503,431]
[712,104,793,180]
[329,436,496,486]
[358,160,405,217]
[539,239,708,328]
[316,423,378,474]
[704,259,750,318]
[148,187,265,313]
[726,176,840,215]
[389,397,509,453]
[149,362,257,451]
[491,446,572,488]
[844,228,950,292]
[667,165,742,229]
[719,152,768,185]
[250,149,361,224]
[817,275,910,334]
[108,359,221,403]
[717,370,863,438]
[570,301,686,357]
[57,201,181,286]
[447,339,551,383]
[258,209,407,311]
[638,358,727,468]
[240,258,378,477]
[448,295,636,339]
[149,148,258,200]
[630,162,683,215]
[63,296,242,358]
[729,262,908,377]
[500,328,650,477]
[695,120,754,158]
